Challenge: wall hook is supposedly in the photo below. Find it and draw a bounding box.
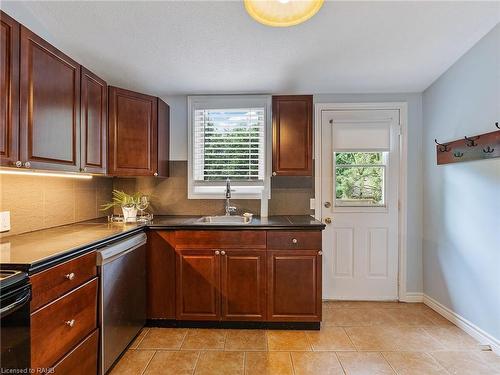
[495,122,499,130]
[483,146,495,153]
[464,135,480,147]
[453,151,464,158]
[434,139,450,152]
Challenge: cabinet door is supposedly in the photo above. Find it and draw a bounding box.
[176,249,221,320]
[80,67,107,174]
[20,26,81,171]
[221,250,266,321]
[108,86,158,176]
[0,11,19,167]
[272,95,313,176]
[267,250,322,321]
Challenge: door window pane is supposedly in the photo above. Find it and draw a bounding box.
[335,152,386,207]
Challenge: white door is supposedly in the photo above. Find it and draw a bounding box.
[321,109,400,300]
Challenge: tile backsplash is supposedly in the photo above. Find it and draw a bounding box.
[113,161,314,217]
[0,174,113,236]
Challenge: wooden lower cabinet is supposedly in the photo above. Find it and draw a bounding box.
[52,329,98,375]
[267,250,322,322]
[176,249,221,321]
[221,250,266,321]
[153,230,323,324]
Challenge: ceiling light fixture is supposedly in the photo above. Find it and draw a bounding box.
[0,168,93,179]
[244,0,324,27]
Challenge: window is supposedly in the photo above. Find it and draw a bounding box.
[188,96,271,199]
[335,152,387,207]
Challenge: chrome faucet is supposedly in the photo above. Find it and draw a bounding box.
[224,178,236,216]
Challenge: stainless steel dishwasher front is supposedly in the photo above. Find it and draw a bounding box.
[97,232,147,374]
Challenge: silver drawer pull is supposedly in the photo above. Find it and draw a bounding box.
[221,250,226,256]
[318,251,323,255]
[65,272,75,280]
[214,250,220,255]
[292,238,298,244]
[65,319,75,327]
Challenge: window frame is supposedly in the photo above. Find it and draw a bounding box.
[333,151,389,211]
[187,95,272,200]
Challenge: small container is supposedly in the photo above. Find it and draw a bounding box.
[242,212,253,223]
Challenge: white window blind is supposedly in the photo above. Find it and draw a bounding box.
[193,108,265,181]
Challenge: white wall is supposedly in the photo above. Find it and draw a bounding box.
[163,92,424,294]
[422,24,500,342]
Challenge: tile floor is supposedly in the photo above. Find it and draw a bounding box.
[111,302,500,375]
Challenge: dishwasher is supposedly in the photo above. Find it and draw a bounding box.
[97,232,147,374]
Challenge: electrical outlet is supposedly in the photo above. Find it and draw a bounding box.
[0,211,11,232]
[310,198,315,210]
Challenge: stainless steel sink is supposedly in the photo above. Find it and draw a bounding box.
[196,215,252,224]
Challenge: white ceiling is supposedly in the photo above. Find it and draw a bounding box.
[2,1,499,97]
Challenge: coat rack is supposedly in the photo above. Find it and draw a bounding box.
[435,122,500,165]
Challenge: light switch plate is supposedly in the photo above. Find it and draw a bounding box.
[310,198,315,210]
[0,211,11,232]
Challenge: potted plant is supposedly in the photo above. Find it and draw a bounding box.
[101,190,145,222]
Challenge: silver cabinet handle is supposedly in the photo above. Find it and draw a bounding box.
[215,250,220,255]
[272,172,277,176]
[14,160,22,168]
[318,251,323,255]
[154,172,158,177]
[65,272,75,280]
[23,161,31,168]
[221,251,226,256]
[65,319,75,327]
[292,238,298,244]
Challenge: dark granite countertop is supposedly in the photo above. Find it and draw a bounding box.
[0,215,324,273]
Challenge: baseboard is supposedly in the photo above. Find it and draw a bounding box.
[423,294,500,355]
[400,292,424,303]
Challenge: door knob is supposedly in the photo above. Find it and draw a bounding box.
[23,161,31,168]
[215,250,220,255]
[220,251,226,256]
[14,160,22,168]
[324,202,331,208]
[324,217,332,224]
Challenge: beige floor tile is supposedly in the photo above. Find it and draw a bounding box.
[337,352,395,375]
[431,351,500,375]
[291,352,344,375]
[306,327,354,351]
[345,326,444,351]
[323,308,396,327]
[385,309,436,327]
[181,329,227,350]
[194,351,244,375]
[225,330,267,351]
[478,351,500,372]
[420,309,455,326]
[245,352,293,375]
[267,331,311,351]
[422,326,479,350]
[382,352,448,375]
[129,328,149,349]
[144,351,199,375]
[109,349,155,375]
[138,328,188,350]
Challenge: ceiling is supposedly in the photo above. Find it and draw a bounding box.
[2,1,499,97]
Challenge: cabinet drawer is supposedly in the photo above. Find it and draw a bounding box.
[30,252,96,311]
[52,329,98,375]
[175,231,266,249]
[267,231,321,250]
[31,278,98,369]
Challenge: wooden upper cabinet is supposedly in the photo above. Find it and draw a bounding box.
[19,26,81,171]
[272,95,313,176]
[108,86,169,177]
[0,11,19,167]
[80,67,107,174]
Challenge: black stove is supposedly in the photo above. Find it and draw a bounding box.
[1,269,31,371]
